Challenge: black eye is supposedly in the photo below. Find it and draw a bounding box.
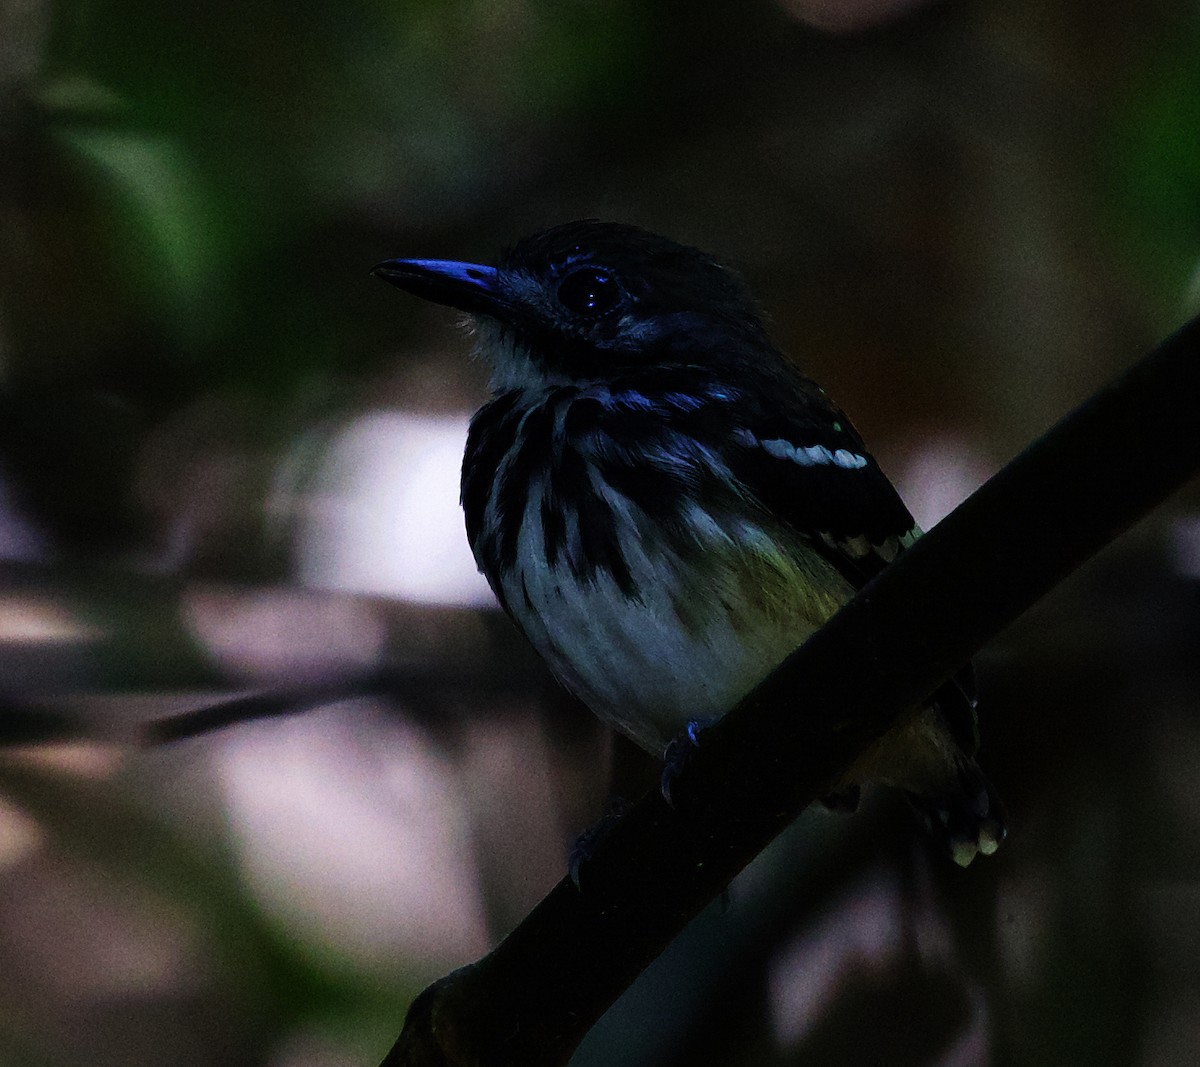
[556,267,621,318]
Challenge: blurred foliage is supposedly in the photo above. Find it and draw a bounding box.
[1112,46,1200,307]
[2,0,1200,1065]
[19,0,663,370]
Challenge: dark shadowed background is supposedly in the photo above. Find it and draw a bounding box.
[2,0,1200,1064]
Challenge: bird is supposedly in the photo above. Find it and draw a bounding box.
[374,221,1005,866]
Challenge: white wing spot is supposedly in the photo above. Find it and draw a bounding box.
[754,436,868,471]
[762,438,797,461]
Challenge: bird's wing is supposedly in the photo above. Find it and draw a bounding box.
[724,370,979,752]
[724,381,916,588]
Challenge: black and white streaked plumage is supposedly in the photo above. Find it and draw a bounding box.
[374,221,1005,865]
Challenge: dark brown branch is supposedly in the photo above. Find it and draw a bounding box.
[382,316,1200,1067]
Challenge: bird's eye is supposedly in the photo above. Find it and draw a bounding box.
[556,267,621,318]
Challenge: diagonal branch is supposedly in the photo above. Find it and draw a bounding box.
[381,315,1200,1067]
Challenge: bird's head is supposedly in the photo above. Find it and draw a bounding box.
[374,221,770,390]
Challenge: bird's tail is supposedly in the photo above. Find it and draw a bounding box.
[906,757,1007,867]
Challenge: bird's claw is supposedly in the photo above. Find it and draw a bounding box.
[660,716,717,807]
[569,796,635,890]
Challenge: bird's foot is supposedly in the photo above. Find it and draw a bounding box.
[660,717,717,807]
[907,760,1007,867]
[569,796,635,890]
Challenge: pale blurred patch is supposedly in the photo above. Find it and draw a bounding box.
[0,859,205,1001]
[768,868,906,1046]
[893,434,997,531]
[4,742,124,779]
[0,597,100,643]
[292,411,495,609]
[182,585,388,683]
[0,466,46,561]
[1168,515,1200,579]
[215,702,488,971]
[0,795,42,870]
[776,0,938,34]
[268,1030,364,1067]
[0,0,51,84]
[455,712,572,928]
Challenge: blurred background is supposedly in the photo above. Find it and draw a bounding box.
[2,0,1200,1064]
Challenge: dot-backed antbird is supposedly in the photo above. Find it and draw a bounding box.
[375,221,1005,865]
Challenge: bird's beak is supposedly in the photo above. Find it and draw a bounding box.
[372,258,509,317]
